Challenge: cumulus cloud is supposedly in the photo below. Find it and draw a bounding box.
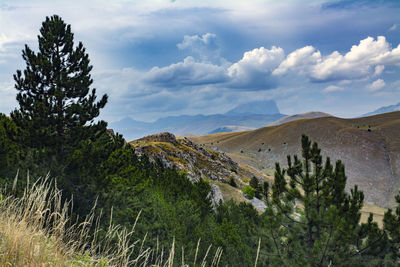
[176,33,221,63]
[144,56,228,88]
[177,33,217,50]
[311,36,400,81]
[368,79,385,91]
[120,36,400,94]
[273,36,400,83]
[273,46,320,75]
[132,45,287,92]
[228,46,284,90]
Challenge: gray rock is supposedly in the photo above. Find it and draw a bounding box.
[209,184,224,210]
[248,197,266,213]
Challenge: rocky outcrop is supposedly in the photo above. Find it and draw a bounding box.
[209,184,224,209]
[130,133,249,184]
[130,132,268,212]
[134,132,178,145]
[247,197,267,213]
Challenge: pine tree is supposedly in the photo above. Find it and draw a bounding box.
[11,15,107,154]
[250,176,261,198]
[383,191,400,261]
[263,135,386,266]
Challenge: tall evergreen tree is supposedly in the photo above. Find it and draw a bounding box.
[11,15,107,154]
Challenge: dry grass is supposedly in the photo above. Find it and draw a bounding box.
[0,173,128,266]
[214,181,245,203]
[360,202,387,227]
[0,174,223,266]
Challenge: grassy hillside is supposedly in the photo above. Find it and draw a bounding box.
[190,111,400,208]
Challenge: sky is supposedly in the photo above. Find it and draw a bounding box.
[0,0,399,122]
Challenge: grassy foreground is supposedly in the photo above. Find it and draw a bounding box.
[0,175,225,266]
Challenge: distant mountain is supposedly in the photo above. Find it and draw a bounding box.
[208,126,256,135]
[109,100,285,141]
[268,111,332,126]
[363,102,400,117]
[225,100,279,115]
[110,116,152,131]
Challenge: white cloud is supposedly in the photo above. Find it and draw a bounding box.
[144,56,228,88]
[227,46,284,89]
[273,46,320,75]
[368,79,385,91]
[1,1,399,120]
[273,36,400,83]
[310,36,395,81]
[176,33,221,63]
[229,46,284,76]
[177,33,217,50]
[323,85,344,93]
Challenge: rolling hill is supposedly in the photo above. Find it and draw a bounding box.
[268,111,331,126]
[190,111,400,208]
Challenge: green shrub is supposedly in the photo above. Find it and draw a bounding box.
[242,186,256,199]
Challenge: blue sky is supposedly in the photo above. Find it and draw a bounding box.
[0,0,399,122]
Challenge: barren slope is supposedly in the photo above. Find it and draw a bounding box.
[190,111,400,208]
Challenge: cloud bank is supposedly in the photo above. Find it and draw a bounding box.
[145,35,400,92]
[1,0,399,120]
[274,36,400,82]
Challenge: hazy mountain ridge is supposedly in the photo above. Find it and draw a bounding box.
[208,125,256,134]
[110,100,285,141]
[363,102,400,117]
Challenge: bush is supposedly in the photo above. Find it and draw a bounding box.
[242,186,256,199]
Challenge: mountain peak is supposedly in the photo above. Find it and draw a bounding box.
[225,100,279,115]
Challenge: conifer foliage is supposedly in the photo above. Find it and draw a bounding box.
[11,15,107,153]
[263,135,384,266]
